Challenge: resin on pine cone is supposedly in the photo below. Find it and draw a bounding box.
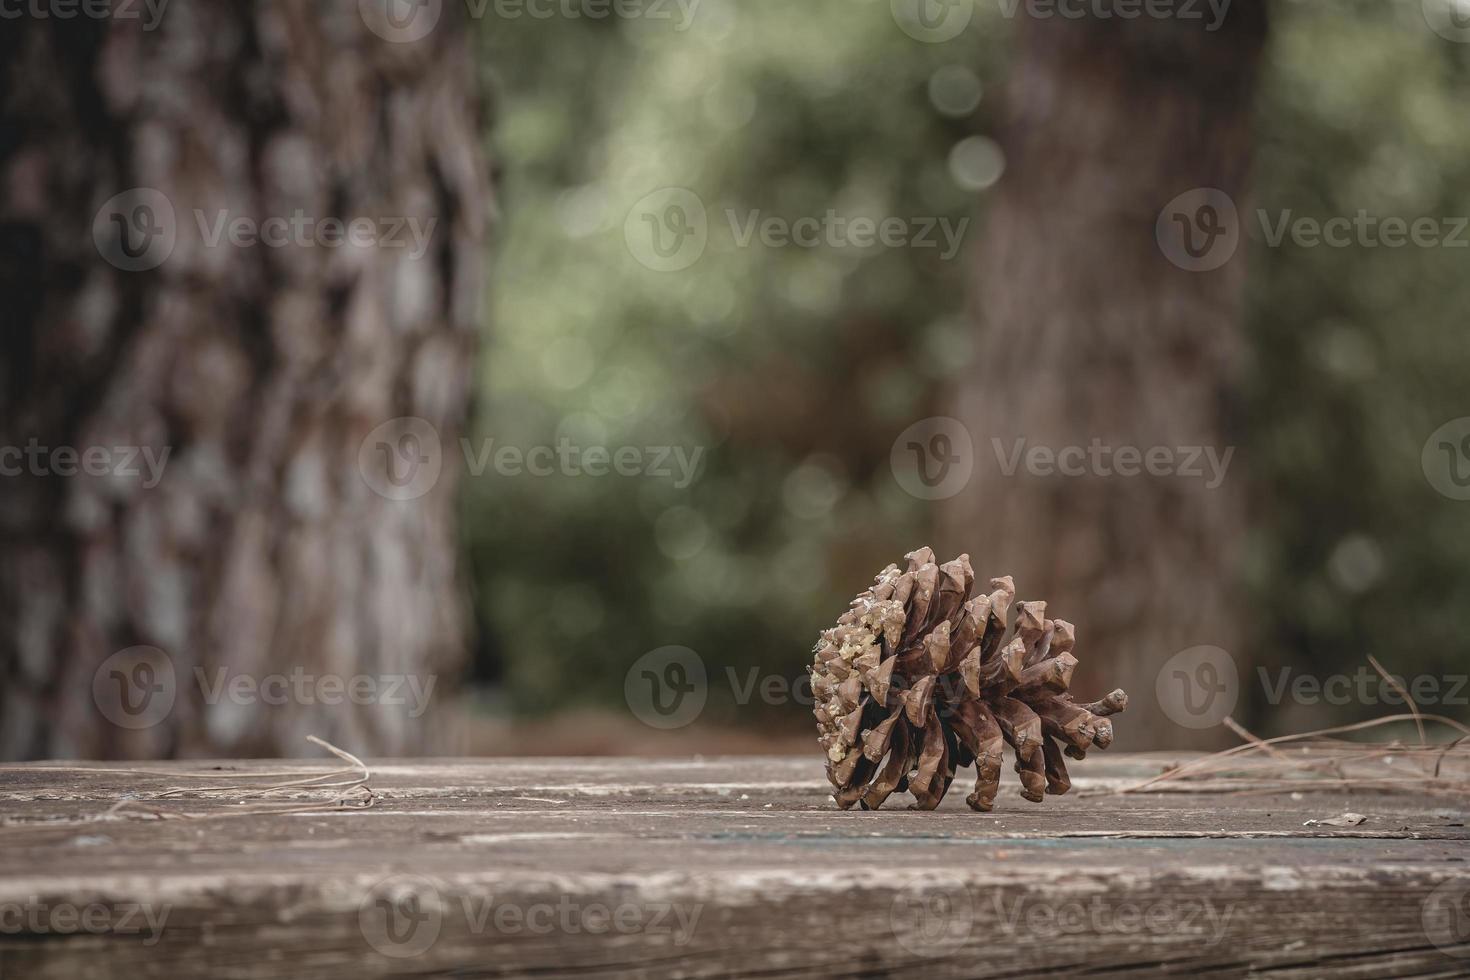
[811,547,1127,811]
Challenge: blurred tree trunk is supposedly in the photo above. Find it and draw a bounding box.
[943,7,1268,748]
[0,4,490,759]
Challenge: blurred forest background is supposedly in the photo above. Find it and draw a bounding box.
[469,0,1007,748]
[3,0,1468,759]
[469,0,1470,751]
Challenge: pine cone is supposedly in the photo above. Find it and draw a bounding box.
[811,547,1127,811]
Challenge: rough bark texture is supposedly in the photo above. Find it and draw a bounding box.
[944,8,1268,747]
[0,3,491,759]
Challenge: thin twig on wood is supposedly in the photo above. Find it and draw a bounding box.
[1099,712,1470,800]
[0,735,375,832]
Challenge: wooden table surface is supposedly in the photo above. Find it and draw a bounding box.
[0,753,1467,978]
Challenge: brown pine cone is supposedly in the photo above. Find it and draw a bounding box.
[811,547,1127,811]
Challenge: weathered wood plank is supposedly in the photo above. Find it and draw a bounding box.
[0,754,1467,978]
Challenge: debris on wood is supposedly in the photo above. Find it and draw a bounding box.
[1101,661,1470,802]
[1303,812,1367,828]
[0,736,372,832]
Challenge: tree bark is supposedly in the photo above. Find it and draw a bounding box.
[0,3,490,759]
[943,7,1268,747]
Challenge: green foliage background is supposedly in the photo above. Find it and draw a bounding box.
[1245,0,1470,731]
[467,0,1470,738]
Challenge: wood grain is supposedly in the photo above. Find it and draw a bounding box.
[1,753,1467,977]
